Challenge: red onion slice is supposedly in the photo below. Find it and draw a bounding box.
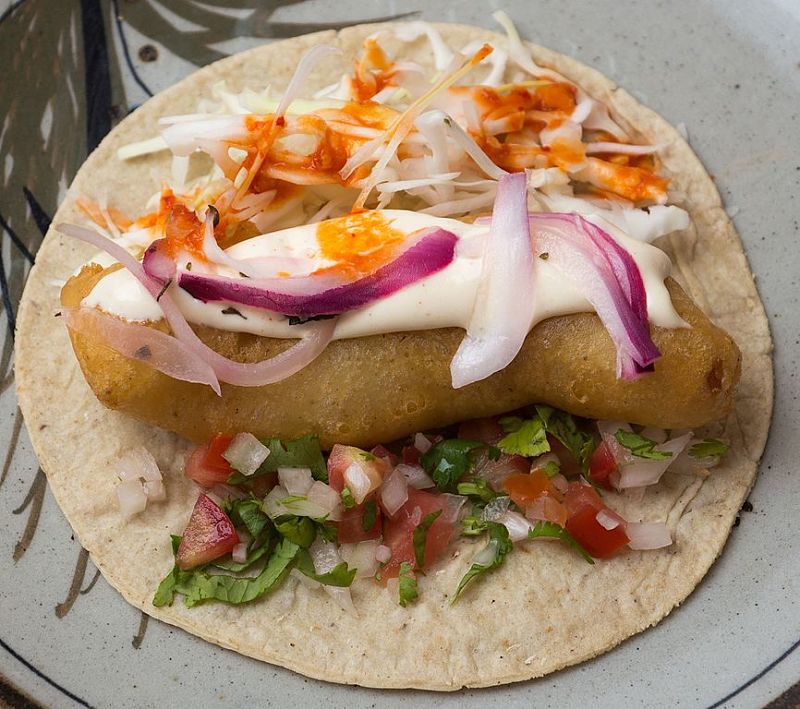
[451,171,535,388]
[58,223,335,389]
[528,213,661,378]
[63,307,220,390]
[177,227,458,317]
[142,239,176,285]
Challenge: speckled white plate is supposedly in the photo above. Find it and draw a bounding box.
[1,1,798,707]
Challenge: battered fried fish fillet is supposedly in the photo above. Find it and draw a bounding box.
[61,264,740,448]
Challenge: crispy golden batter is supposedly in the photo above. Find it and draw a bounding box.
[61,264,740,448]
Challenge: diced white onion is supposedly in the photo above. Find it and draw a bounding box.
[343,463,373,504]
[224,433,270,477]
[116,447,162,482]
[340,540,380,579]
[617,432,693,489]
[231,542,248,564]
[499,510,532,542]
[375,544,392,564]
[278,467,314,496]
[550,473,569,494]
[306,480,343,522]
[210,483,247,502]
[309,537,359,615]
[442,493,469,523]
[626,522,672,550]
[596,509,621,530]
[380,467,409,517]
[116,479,147,518]
[396,463,436,490]
[143,480,166,502]
[414,433,433,454]
[289,567,319,589]
[481,495,511,522]
[640,427,667,444]
[263,485,290,519]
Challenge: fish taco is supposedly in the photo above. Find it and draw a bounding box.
[16,15,772,690]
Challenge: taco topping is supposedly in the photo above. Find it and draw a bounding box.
[57,14,696,393]
[150,407,729,609]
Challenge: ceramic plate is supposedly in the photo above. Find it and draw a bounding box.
[1,1,797,707]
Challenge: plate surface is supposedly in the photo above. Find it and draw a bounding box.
[0,1,797,707]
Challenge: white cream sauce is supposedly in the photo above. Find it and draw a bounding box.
[81,209,686,339]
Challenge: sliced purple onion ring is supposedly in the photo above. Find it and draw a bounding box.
[176,227,458,317]
[450,171,534,388]
[528,213,661,378]
[57,223,335,390]
[63,306,219,389]
[142,238,176,286]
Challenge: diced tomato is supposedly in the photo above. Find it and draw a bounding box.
[588,441,617,490]
[565,505,629,559]
[380,489,456,580]
[503,469,562,507]
[525,495,568,527]
[563,481,628,558]
[176,494,239,570]
[327,444,386,500]
[337,499,383,543]
[371,444,399,466]
[401,445,421,466]
[457,417,504,444]
[474,451,530,491]
[184,433,234,488]
[564,480,605,516]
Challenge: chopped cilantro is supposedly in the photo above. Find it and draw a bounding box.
[221,306,246,319]
[287,314,336,326]
[498,416,550,458]
[689,439,729,459]
[420,439,484,491]
[398,561,418,607]
[456,478,499,503]
[228,434,327,484]
[340,487,356,509]
[296,549,357,587]
[536,405,595,469]
[614,429,672,460]
[273,515,316,548]
[461,515,488,536]
[541,460,561,478]
[212,542,271,573]
[362,500,377,532]
[451,522,513,604]
[413,510,442,569]
[527,521,594,564]
[316,521,338,543]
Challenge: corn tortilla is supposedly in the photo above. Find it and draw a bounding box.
[15,23,772,690]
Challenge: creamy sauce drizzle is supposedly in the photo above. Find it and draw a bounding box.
[81,209,686,339]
